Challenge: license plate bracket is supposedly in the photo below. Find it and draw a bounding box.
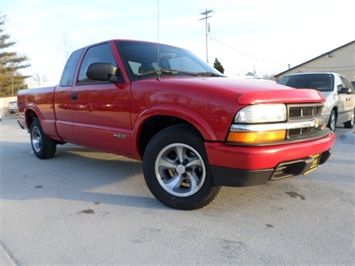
[304,153,321,175]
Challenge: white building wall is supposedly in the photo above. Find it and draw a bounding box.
[0,96,18,117]
[276,41,355,82]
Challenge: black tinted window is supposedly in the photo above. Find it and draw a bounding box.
[278,74,334,92]
[59,48,83,87]
[77,43,117,84]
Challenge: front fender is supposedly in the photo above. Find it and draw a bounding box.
[130,104,220,157]
[133,104,219,138]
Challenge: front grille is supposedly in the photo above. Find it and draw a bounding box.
[288,104,324,120]
[286,103,325,140]
[289,127,315,137]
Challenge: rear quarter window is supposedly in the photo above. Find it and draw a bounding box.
[59,48,83,87]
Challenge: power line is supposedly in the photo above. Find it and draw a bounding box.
[210,36,288,67]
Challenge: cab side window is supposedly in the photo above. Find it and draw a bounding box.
[77,43,117,84]
[334,75,344,92]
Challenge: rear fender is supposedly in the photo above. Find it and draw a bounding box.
[24,104,62,141]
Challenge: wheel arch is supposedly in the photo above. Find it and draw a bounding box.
[132,106,218,159]
[327,106,338,131]
[136,115,206,158]
[332,106,338,116]
[25,108,39,130]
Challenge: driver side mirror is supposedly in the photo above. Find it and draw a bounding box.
[87,63,120,82]
[339,87,351,94]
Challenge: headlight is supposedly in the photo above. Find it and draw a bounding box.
[234,104,286,123]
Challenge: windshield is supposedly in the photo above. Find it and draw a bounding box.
[116,41,223,79]
[277,74,334,92]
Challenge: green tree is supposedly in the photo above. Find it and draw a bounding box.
[213,57,224,74]
[0,14,30,97]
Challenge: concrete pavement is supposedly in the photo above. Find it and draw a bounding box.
[1,117,354,265]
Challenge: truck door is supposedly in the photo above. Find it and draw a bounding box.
[340,76,355,121]
[71,42,131,154]
[334,75,347,122]
[334,75,355,123]
[54,48,83,143]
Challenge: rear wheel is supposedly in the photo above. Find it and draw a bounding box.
[344,109,354,129]
[327,109,337,131]
[30,119,57,159]
[143,125,220,210]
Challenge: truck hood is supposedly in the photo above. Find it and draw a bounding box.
[154,77,325,105]
[319,91,333,99]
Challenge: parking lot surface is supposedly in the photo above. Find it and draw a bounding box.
[1,117,354,265]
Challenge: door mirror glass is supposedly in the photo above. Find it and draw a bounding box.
[87,63,119,82]
[339,87,351,94]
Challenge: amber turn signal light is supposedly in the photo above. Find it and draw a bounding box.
[227,130,286,143]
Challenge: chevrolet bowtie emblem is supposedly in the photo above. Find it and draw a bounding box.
[311,117,319,128]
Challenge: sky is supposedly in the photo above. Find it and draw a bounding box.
[1,0,354,86]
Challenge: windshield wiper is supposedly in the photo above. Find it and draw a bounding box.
[138,69,200,78]
[197,72,225,77]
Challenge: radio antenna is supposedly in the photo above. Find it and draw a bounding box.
[157,0,161,80]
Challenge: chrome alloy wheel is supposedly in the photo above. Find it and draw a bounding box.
[154,143,206,197]
[31,126,42,153]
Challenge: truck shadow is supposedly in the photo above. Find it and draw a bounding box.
[2,140,273,211]
[1,142,165,209]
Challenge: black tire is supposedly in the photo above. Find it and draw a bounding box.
[327,109,337,132]
[30,118,57,159]
[143,125,221,210]
[344,109,354,129]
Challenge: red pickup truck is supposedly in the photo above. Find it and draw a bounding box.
[18,40,335,210]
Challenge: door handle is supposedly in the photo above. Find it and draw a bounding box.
[71,93,78,100]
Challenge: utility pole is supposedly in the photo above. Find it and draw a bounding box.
[199,9,213,63]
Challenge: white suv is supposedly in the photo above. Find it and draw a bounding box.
[278,72,355,131]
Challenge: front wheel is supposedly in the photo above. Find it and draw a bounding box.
[327,109,337,132]
[30,118,57,159]
[143,125,220,210]
[344,109,354,129]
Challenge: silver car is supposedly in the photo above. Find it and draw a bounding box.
[8,101,18,114]
[278,72,355,131]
